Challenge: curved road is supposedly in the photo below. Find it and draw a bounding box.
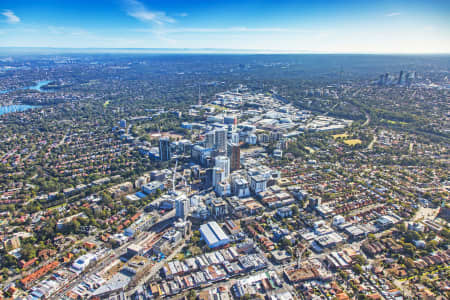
[362,113,370,127]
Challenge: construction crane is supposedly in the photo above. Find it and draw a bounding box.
[297,246,307,268]
[171,160,178,193]
[171,159,193,195]
[180,174,191,195]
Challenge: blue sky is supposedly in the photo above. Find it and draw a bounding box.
[0,0,449,53]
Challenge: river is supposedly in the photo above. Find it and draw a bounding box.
[0,105,38,115]
[0,80,52,115]
[0,80,53,94]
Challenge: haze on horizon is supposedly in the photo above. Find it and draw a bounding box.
[0,0,449,54]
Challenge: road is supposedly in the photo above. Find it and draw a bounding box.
[393,278,413,298]
[126,233,191,297]
[56,132,69,147]
[362,113,370,127]
[412,206,439,222]
[324,103,339,116]
[367,135,377,150]
[148,210,175,233]
[361,273,387,300]
[136,245,298,300]
[50,210,176,299]
[51,242,129,299]
[346,203,384,217]
[2,234,93,290]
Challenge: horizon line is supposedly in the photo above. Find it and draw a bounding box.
[0,47,449,55]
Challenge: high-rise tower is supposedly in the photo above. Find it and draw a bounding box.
[228,142,240,171]
[205,131,215,149]
[159,137,171,161]
[175,194,190,221]
[214,128,227,153]
[215,156,230,181]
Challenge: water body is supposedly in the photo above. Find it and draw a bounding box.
[29,80,52,92]
[0,80,53,94]
[0,105,38,115]
[0,81,50,115]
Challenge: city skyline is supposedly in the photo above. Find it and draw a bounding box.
[1,0,450,53]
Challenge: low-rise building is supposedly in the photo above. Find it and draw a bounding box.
[200,221,230,249]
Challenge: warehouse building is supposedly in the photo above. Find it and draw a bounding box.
[200,221,230,249]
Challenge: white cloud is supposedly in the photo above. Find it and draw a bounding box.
[2,9,20,24]
[175,12,188,17]
[125,0,174,25]
[386,12,401,17]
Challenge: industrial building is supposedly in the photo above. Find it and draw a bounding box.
[199,221,230,249]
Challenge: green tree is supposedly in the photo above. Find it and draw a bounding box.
[353,255,367,266]
[188,290,196,300]
[292,205,299,216]
[352,264,363,275]
[280,237,292,249]
[2,254,17,268]
[21,243,36,261]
